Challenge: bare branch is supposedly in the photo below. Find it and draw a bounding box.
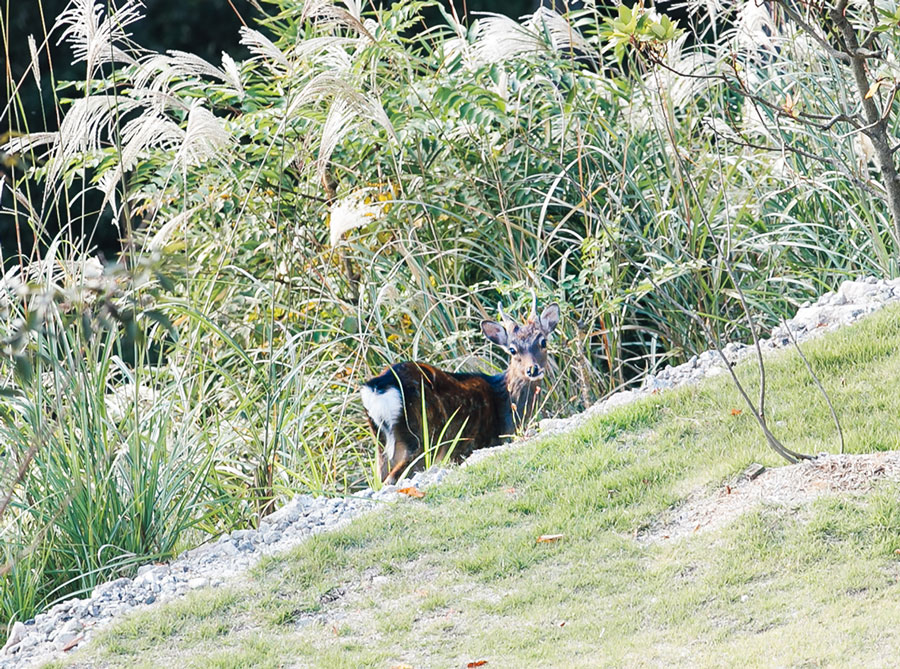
[782,317,845,454]
[773,0,851,63]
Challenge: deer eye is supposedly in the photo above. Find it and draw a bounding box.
[540,338,547,348]
[509,346,517,355]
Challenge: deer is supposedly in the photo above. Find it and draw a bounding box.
[360,293,560,484]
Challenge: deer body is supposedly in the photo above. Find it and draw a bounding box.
[361,298,560,484]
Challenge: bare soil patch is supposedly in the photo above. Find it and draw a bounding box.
[642,451,900,543]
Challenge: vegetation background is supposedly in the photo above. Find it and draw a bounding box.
[2,0,899,643]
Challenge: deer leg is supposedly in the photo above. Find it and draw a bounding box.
[376,443,389,483]
[384,441,411,485]
[367,417,391,483]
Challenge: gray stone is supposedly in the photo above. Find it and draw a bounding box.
[54,631,80,649]
[91,577,130,599]
[1,621,25,655]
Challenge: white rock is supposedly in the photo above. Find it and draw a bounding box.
[1,622,25,655]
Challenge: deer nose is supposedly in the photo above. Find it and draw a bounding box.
[526,365,541,378]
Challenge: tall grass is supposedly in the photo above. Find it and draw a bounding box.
[1,0,897,632]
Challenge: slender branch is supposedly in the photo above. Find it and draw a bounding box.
[700,118,885,199]
[775,0,851,63]
[648,61,812,463]
[782,317,845,454]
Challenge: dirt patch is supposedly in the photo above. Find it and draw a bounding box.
[641,451,900,543]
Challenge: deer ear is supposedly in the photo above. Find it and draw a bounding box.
[481,320,509,347]
[539,303,560,333]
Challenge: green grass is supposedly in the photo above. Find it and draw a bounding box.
[8,0,900,630]
[64,306,900,668]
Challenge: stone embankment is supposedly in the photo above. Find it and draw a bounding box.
[3,277,900,668]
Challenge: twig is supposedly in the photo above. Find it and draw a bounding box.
[782,316,845,454]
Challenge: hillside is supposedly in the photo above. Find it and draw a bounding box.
[42,303,900,668]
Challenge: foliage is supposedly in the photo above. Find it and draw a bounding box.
[2,0,900,631]
[71,305,900,667]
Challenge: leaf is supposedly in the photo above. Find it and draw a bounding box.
[144,309,178,340]
[398,486,425,498]
[14,355,33,386]
[155,269,176,292]
[730,408,742,416]
[536,534,564,543]
[866,80,882,99]
[467,662,488,668]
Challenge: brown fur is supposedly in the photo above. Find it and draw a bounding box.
[362,301,560,484]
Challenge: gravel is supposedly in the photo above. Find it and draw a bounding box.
[3,276,900,668]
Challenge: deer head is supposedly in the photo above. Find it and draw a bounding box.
[480,292,561,383]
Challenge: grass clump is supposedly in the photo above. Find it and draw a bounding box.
[65,305,900,667]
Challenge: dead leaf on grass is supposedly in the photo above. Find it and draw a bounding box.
[467,661,488,668]
[536,534,564,543]
[398,486,425,498]
[730,408,742,416]
[391,664,414,669]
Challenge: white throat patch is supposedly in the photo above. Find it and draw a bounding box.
[360,385,403,461]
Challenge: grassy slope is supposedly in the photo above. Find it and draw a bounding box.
[59,307,900,668]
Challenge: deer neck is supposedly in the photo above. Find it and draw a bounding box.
[503,370,542,431]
